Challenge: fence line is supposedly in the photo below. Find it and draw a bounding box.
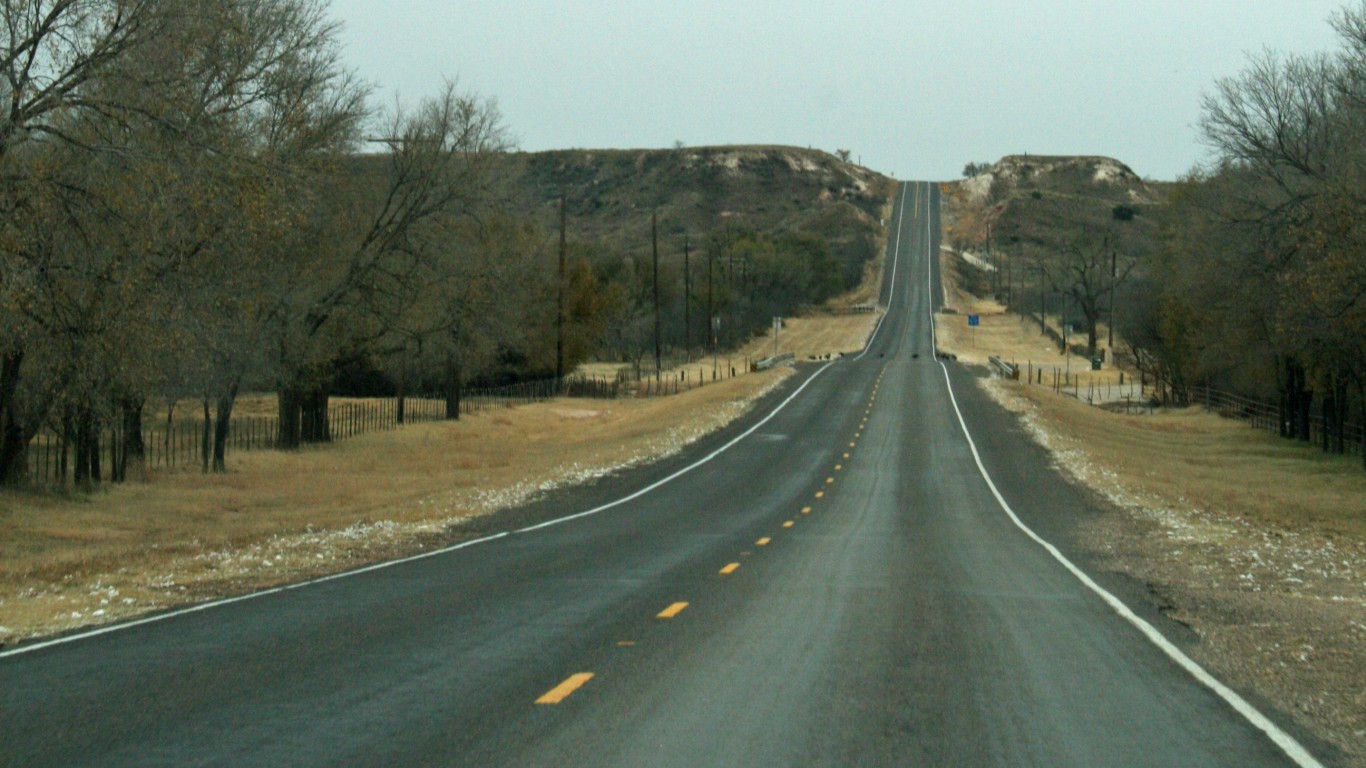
[20,366,756,487]
[1192,385,1364,458]
[1016,364,1363,459]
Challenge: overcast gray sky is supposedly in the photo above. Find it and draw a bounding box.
[327,1,1351,181]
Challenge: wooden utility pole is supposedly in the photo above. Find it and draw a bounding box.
[986,222,996,296]
[652,210,661,379]
[683,235,692,360]
[555,194,567,380]
[707,245,715,355]
[1038,261,1046,335]
[1108,237,1117,350]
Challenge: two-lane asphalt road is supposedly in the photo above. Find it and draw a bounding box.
[1,183,1325,767]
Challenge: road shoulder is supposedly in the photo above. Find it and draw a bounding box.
[951,363,1361,766]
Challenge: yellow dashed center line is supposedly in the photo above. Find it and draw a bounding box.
[782,520,795,528]
[801,506,812,514]
[756,537,771,547]
[835,465,842,471]
[720,562,740,575]
[536,673,594,704]
[826,477,835,484]
[815,491,825,499]
[657,602,689,619]
[843,453,850,459]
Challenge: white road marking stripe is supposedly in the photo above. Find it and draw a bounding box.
[516,182,917,535]
[0,532,510,659]
[923,183,1324,768]
[513,360,837,534]
[850,181,910,363]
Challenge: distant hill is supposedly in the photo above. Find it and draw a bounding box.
[491,145,895,285]
[954,155,1165,251]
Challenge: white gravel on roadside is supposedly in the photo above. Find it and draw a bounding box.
[981,378,1366,766]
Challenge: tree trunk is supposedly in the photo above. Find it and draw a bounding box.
[1297,371,1313,443]
[73,405,100,489]
[0,417,30,486]
[1334,379,1347,455]
[300,386,330,443]
[212,379,239,473]
[396,355,407,426]
[120,397,146,481]
[0,350,33,486]
[443,353,462,420]
[278,386,302,449]
[1081,298,1101,361]
[201,397,211,473]
[1359,382,1366,471]
[1280,357,1313,441]
[1279,390,1290,439]
[60,407,73,484]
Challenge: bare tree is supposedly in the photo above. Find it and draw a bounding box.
[0,1,374,482]
[1036,228,1136,361]
[268,80,510,447]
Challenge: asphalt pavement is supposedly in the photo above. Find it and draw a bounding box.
[0,183,1326,767]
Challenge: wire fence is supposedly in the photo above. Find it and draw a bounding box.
[1014,364,1363,460]
[20,366,755,487]
[1191,386,1364,459]
[1021,363,1147,408]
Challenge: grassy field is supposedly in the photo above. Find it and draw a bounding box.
[934,235,1366,533]
[0,304,880,644]
[997,381,1366,536]
[936,248,1137,399]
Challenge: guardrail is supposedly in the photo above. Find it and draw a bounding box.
[988,356,1019,379]
[752,352,795,371]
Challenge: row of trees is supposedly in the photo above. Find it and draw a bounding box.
[0,1,527,485]
[1120,2,1366,461]
[950,174,1152,368]
[0,2,866,487]
[591,227,849,377]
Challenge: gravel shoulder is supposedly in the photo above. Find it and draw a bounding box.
[981,377,1366,767]
[0,369,796,648]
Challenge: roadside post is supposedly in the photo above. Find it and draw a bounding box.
[1064,323,1073,381]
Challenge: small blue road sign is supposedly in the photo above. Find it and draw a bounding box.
[967,314,980,327]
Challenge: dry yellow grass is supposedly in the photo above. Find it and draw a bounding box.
[986,378,1366,760]
[935,240,1366,529]
[0,368,792,642]
[737,310,881,363]
[936,249,1132,396]
[942,180,1366,762]
[999,382,1366,536]
[0,296,880,644]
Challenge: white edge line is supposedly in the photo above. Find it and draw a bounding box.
[518,181,913,534]
[1,184,915,659]
[851,181,908,363]
[514,359,838,534]
[0,532,509,659]
[6,353,836,656]
[923,183,1324,768]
